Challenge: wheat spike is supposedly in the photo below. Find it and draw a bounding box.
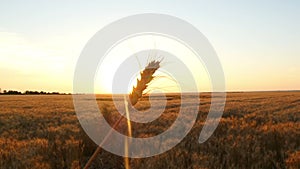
[84,59,161,169]
[129,60,161,106]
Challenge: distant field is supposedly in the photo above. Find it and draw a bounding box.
[0,92,299,169]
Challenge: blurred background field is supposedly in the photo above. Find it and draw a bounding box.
[0,92,299,169]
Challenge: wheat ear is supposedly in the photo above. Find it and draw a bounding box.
[83,59,161,169]
[129,60,161,106]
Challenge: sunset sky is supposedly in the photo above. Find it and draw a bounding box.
[0,1,299,93]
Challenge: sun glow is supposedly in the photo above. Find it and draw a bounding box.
[94,34,211,94]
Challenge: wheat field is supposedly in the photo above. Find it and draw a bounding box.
[0,92,299,169]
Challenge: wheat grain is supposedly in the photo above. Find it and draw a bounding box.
[129,60,161,106]
[83,59,161,169]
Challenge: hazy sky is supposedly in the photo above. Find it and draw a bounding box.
[0,0,299,93]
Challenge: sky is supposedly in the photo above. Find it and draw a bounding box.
[0,0,299,93]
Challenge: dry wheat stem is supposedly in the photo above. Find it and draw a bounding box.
[83,115,124,169]
[124,95,132,169]
[83,59,161,169]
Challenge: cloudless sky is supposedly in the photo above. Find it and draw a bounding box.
[0,0,299,93]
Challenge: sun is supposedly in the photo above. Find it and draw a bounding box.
[94,34,211,94]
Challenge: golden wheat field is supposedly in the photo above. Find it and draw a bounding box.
[0,92,299,169]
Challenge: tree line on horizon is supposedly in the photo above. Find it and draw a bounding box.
[0,89,68,95]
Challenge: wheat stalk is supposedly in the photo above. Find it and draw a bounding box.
[124,95,132,169]
[129,60,161,106]
[124,60,160,169]
[83,59,161,169]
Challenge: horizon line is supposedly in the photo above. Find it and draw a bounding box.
[1,89,300,95]
[75,89,300,95]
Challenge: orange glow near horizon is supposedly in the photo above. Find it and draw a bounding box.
[1,30,300,93]
[94,35,210,94]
